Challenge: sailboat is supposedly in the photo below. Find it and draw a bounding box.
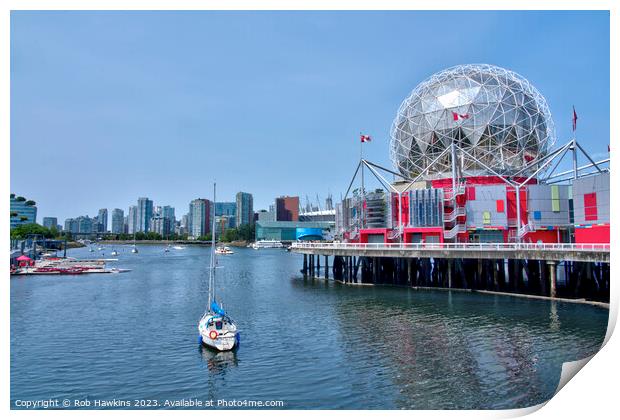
[198,182,239,351]
[131,232,138,254]
[164,237,170,253]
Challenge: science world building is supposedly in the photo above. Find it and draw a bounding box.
[336,64,609,245]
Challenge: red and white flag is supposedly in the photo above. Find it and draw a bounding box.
[452,111,469,121]
[360,134,372,143]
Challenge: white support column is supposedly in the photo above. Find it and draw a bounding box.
[515,185,521,243]
[451,141,457,193]
[398,191,403,242]
[572,139,578,180]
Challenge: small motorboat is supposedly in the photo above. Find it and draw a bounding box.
[215,246,234,255]
[252,240,284,249]
[111,250,119,256]
[173,245,185,250]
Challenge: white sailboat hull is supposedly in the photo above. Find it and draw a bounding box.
[198,314,238,352]
[200,332,237,351]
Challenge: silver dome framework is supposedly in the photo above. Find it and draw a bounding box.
[390,64,556,179]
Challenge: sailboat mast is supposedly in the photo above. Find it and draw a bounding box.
[209,182,217,304]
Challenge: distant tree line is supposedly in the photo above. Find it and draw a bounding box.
[106,232,186,241]
[10,223,256,242]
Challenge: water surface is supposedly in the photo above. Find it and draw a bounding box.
[11,245,608,409]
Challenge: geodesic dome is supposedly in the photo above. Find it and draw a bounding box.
[389,64,555,179]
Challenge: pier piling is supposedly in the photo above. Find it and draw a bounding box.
[325,256,329,279]
[302,254,308,275]
[293,244,609,302]
[548,261,557,298]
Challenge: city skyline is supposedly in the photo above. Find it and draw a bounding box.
[10,11,609,222]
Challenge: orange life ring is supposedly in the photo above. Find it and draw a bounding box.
[208,330,218,340]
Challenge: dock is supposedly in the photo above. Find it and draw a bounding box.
[10,257,130,276]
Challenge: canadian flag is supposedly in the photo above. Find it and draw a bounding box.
[452,111,470,121]
[360,134,372,143]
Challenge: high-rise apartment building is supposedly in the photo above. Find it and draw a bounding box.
[136,198,153,233]
[128,205,138,234]
[235,192,254,227]
[97,208,108,232]
[43,217,58,229]
[111,209,124,234]
[189,199,212,238]
[276,196,300,222]
[10,194,37,228]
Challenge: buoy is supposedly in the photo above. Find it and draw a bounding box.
[209,330,218,340]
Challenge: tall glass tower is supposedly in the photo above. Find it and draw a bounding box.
[235,192,254,227]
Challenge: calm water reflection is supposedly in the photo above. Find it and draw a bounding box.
[11,245,608,409]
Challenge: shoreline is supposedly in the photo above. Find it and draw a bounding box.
[98,240,249,247]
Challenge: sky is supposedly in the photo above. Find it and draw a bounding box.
[10,10,610,223]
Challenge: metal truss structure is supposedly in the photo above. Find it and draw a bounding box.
[390,64,556,180]
[343,137,608,242]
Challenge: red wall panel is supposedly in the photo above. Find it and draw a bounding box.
[524,230,560,244]
[506,189,528,224]
[584,192,598,221]
[575,225,610,244]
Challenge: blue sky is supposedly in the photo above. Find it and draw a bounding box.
[10,10,610,223]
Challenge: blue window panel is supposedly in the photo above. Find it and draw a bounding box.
[533,211,542,220]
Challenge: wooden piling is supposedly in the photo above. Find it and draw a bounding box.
[303,254,308,275]
[324,255,328,279]
[548,260,557,298]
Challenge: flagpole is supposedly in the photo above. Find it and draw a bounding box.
[572,106,578,180]
[360,133,365,231]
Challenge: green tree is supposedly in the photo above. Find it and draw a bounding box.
[236,223,255,241]
[223,228,238,242]
[196,233,212,241]
[145,231,162,240]
[10,223,54,239]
